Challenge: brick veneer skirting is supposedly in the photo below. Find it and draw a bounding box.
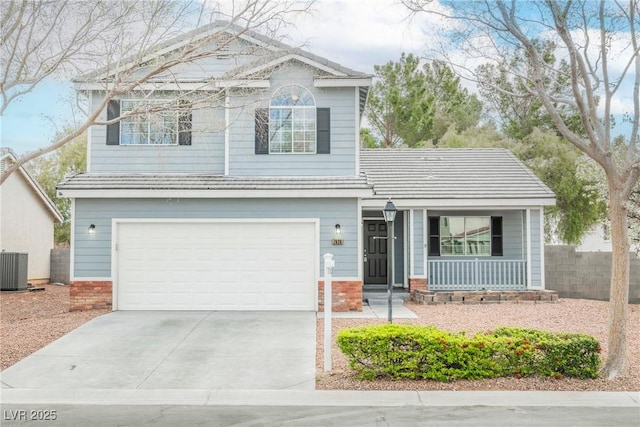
[408,277,428,295]
[318,280,362,312]
[70,281,113,311]
[71,280,362,312]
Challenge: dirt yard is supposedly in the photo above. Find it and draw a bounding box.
[1,284,108,370]
[316,299,640,391]
[1,285,638,391]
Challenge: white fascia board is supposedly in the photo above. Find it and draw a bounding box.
[314,78,372,87]
[360,198,556,209]
[73,80,270,91]
[58,188,372,199]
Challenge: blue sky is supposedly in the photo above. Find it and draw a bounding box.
[2,80,76,155]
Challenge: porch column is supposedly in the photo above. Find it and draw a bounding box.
[526,208,532,289]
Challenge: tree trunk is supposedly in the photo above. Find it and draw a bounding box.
[601,181,630,379]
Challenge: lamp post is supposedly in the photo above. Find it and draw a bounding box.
[382,199,397,323]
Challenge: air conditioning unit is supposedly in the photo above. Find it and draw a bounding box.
[0,252,29,291]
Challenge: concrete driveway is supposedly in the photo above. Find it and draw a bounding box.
[0,311,316,390]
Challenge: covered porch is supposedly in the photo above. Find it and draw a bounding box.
[427,258,527,291]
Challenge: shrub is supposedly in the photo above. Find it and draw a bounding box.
[336,324,600,381]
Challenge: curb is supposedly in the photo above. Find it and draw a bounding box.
[1,389,638,407]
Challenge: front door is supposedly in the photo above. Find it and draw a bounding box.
[364,220,388,285]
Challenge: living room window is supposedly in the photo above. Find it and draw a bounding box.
[440,216,492,256]
[269,85,316,154]
[120,100,180,145]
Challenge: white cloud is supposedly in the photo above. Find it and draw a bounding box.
[283,0,449,73]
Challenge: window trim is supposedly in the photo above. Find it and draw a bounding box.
[119,99,181,146]
[439,216,492,257]
[268,85,317,155]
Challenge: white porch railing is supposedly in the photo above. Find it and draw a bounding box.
[428,259,527,291]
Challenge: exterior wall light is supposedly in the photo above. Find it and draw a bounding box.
[88,224,96,234]
[332,223,344,246]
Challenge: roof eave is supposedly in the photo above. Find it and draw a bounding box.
[57,188,373,199]
[361,197,556,209]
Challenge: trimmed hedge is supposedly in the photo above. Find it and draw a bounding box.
[336,325,601,381]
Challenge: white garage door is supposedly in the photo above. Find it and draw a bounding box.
[115,221,317,310]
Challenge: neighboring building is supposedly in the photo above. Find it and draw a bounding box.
[576,223,639,255]
[1,148,63,284]
[57,22,555,312]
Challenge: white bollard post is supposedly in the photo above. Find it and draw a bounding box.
[323,253,334,372]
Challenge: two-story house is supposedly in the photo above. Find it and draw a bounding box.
[58,22,555,312]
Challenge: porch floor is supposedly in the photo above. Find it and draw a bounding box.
[412,289,558,305]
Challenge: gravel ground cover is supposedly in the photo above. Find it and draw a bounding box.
[316,299,640,391]
[2,286,637,391]
[1,284,108,371]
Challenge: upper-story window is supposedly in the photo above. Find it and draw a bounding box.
[269,85,316,154]
[106,99,192,146]
[255,87,329,155]
[120,100,179,145]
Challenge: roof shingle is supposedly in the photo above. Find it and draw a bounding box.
[359,148,555,200]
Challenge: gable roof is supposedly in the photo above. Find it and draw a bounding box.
[73,21,372,116]
[75,20,371,82]
[359,148,556,207]
[0,148,64,223]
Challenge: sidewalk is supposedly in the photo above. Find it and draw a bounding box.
[1,388,638,407]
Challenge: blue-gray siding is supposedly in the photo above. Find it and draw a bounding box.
[228,67,357,176]
[90,94,226,173]
[89,64,358,176]
[129,38,267,81]
[73,198,359,279]
[412,210,424,276]
[530,208,542,287]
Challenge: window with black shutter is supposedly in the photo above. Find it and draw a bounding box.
[316,108,330,154]
[178,101,192,146]
[255,108,269,154]
[105,99,189,146]
[106,100,120,145]
[428,216,441,256]
[255,85,330,155]
[491,216,503,256]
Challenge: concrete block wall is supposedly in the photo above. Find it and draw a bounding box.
[50,249,70,285]
[545,245,640,304]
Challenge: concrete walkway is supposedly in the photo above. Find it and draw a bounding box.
[317,290,418,319]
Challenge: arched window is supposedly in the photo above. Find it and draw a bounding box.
[269,85,316,153]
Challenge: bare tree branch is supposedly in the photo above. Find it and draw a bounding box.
[402,0,639,380]
[1,0,315,184]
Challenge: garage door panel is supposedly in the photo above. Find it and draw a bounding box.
[117,221,316,310]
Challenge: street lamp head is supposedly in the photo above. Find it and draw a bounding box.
[382,199,397,223]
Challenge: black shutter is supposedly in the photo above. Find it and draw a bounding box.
[428,216,441,256]
[316,108,330,154]
[106,100,120,145]
[255,108,269,154]
[491,216,503,256]
[178,101,192,146]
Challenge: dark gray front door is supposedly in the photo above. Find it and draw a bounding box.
[364,220,387,285]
